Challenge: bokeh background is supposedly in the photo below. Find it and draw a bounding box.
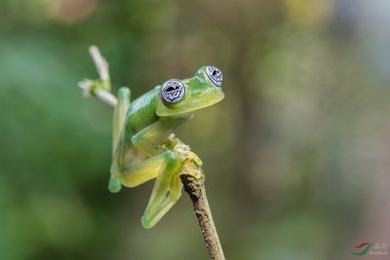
[1,0,390,259]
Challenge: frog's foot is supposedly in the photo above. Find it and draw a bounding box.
[174,143,202,166]
[161,138,203,169]
[170,143,203,179]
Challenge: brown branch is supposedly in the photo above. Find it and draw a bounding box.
[181,174,225,260]
[79,46,225,260]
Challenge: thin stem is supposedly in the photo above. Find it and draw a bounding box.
[89,45,110,82]
[181,174,225,260]
[79,46,225,260]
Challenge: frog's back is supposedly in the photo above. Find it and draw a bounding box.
[127,86,160,133]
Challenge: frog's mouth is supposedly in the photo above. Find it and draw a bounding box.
[157,89,224,116]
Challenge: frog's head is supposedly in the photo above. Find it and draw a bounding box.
[156,65,225,116]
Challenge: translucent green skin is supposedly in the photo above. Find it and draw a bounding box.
[109,66,224,228]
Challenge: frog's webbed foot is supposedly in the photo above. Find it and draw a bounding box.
[174,144,203,179]
[165,136,203,172]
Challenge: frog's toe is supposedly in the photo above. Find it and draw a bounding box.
[141,215,154,229]
[108,176,122,193]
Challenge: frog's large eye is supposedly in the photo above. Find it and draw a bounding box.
[161,79,186,105]
[206,65,223,87]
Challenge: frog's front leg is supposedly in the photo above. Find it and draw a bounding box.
[131,117,188,156]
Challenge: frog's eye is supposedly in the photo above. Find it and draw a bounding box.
[161,79,186,105]
[205,65,223,87]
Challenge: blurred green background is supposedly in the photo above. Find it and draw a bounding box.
[1,0,390,259]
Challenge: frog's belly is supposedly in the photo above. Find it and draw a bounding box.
[124,147,147,165]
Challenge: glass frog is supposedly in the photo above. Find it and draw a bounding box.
[108,66,224,228]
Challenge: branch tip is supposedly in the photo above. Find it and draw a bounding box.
[89,45,110,82]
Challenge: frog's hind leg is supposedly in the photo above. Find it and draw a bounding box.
[141,159,184,229]
[108,87,131,193]
[115,150,183,228]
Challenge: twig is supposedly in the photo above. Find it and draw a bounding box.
[89,45,110,82]
[79,46,225,260]
[180,174,225,260]
[79,79,118,106]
